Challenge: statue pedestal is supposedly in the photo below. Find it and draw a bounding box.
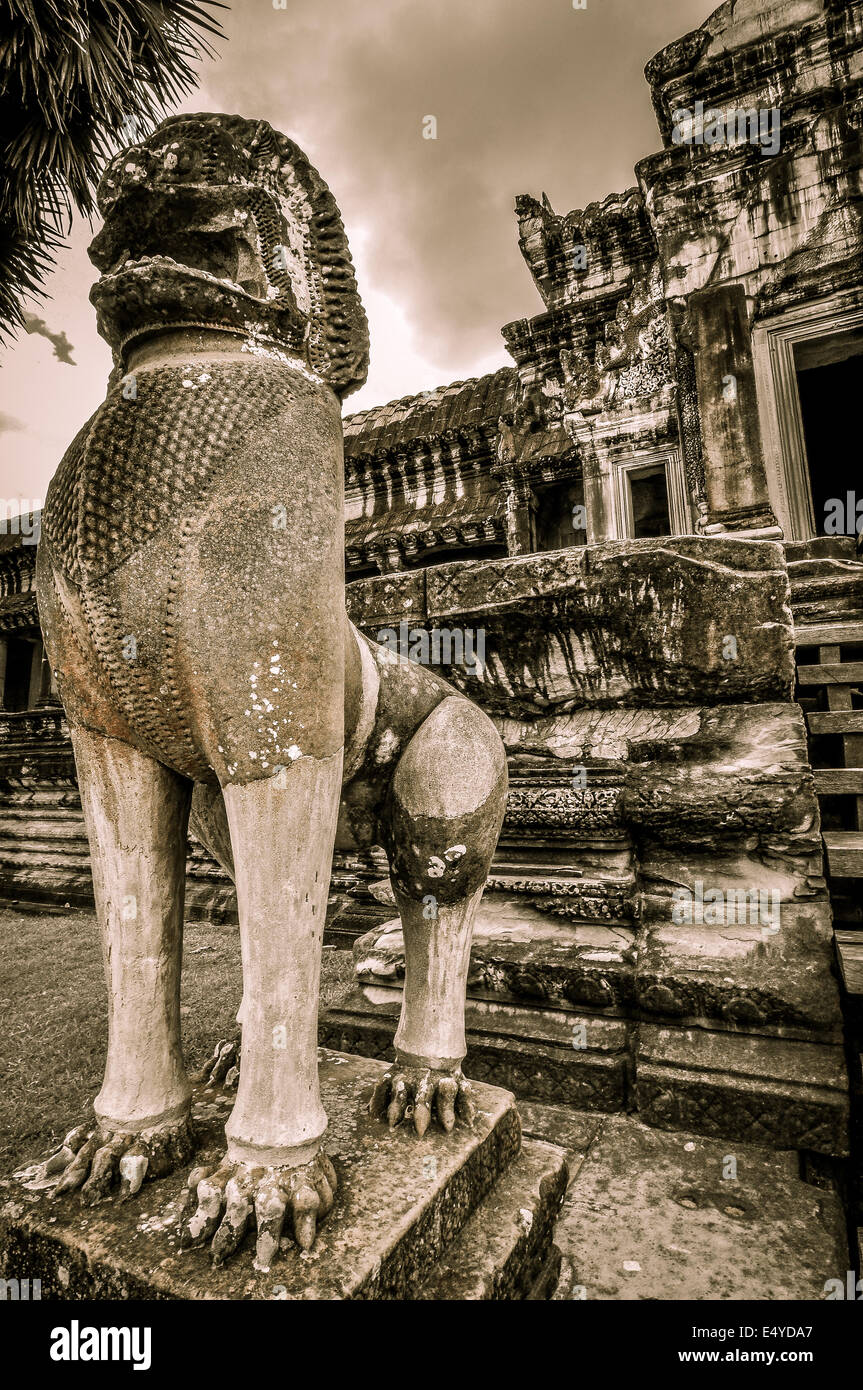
[0,1051,566,1301]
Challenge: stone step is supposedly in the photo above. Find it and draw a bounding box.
[541,1111,849,1301]
[784,538,860,563]
[0,884,93,910]
[0,868,94,896]
[349,895,843,1040]
[0,1051,538,1301]
[797,662,863,684]
[635,1024,849,1156]
[352,895,637,1012]
[792,600,863,626]
[636,896,842,1039]
[787,557,863,583]
[0,843,90,865]
[320,985,632,1111]
[790,583,863,610]
[0,822,90,845]
[0,809,84,828]
[0,753,75,770]
[823,831,863,877]
[0,807,83,828]
[795,621,863,647]
[415,1137,568,1300]
[835,930,863,997]
[808,711,863,734]
[814,768,863,795]
[0,792,82,810]
[184,879,238,926]
[0,822,89,846]
[323,926,849,1154]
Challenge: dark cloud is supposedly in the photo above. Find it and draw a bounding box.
[22,314,76,365]
[0,0,719,501]
[188,0,715,370]
[0,411,26,433]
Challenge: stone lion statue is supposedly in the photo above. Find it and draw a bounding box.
[24,114,507,1267]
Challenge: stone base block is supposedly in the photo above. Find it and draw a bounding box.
[636,1025,850,1157]
[635,896,842,1038]
[548,1113,848,1301]
[320,986,631,1111]
[416,1138,568,1300]
[322,993,850,1155]
[353,894,637,1012]
[0,1051,567,1301]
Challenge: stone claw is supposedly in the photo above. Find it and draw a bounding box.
[178,1150,339,1267]
[192,1038,241,1089]
[80,1134,132,1206]
[118,1142,150,1199]
[13,1124,89,1191]
[211,1170,257,1266]
[368,1064,477,1136]
[16,1114,197,1203]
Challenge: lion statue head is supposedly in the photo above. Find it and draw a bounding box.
[88,112,369,398]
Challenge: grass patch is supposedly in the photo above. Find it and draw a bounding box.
[0,907,355,1172]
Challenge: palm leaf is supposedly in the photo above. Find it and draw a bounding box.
[0,0,227,339]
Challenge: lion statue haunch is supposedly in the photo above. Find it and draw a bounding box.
[26,114,507,1267]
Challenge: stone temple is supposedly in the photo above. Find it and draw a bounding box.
[1,0,862,1296]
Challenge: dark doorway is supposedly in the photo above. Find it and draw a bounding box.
[795,332,863,537]
[346,562,380,582]
[2,637,35,711]
[629,466,671,538]
[533,479,587,551]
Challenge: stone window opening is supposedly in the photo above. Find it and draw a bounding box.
[531,478,587,552]
[627,464,672,538]
[611,451,689,540]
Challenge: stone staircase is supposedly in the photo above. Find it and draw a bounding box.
[322,884,850,1158]
[323,540,856,1162]
[0,710,91,908]
[789,536,863,1270]
[0,709,232,916]
[0,709,389,941]
[789,538,863,998]
[786,535,863,624]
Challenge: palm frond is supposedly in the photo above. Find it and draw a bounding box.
[0,0,227,339]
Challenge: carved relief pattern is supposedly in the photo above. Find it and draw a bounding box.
[42,360,300,774]
[503,784,623,833]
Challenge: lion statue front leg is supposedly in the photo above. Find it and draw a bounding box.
[368,695,507,1136]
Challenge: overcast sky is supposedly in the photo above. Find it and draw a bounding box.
[0,0,716,505]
